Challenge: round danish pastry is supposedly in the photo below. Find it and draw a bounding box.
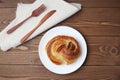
[46,35,81,65]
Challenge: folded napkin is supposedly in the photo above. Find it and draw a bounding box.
[0,0,81,51]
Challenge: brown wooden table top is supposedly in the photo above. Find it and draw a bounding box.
[0,0,120,80]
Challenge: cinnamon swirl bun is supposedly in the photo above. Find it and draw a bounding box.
[46,35,80,65]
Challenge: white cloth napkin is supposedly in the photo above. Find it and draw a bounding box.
[0,0,81,51]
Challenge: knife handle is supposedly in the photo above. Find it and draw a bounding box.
[20,10,56,43]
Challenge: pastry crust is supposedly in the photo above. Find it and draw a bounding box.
[46,35,81,65]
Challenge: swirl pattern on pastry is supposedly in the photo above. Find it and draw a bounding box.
[46,35,80,65]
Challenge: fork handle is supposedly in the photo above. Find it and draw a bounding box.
[7,16,32,34]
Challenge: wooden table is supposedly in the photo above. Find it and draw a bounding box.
[0,0,120,80]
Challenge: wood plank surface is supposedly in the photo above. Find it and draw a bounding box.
[0,0,120,8]
[0,65,120,80]
[0,0,120,80]
[0,36,120,66]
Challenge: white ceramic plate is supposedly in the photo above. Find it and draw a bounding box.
[38,26,87,74]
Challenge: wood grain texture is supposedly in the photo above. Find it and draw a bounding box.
[0,65,120,80]
[0,0,120,8]
[0,0,120,80]
[0,37,120,66]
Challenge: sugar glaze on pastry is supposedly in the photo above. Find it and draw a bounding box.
[46,35,81,65]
